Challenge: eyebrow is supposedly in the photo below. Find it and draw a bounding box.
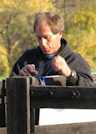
[36,35,51,39]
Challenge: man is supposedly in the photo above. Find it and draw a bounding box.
[10,12,93,87]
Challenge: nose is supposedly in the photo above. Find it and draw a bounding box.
[40,38,46,47]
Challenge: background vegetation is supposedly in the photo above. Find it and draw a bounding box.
[0,0,96,79]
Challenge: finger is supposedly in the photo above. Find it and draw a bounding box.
[52,64,59,72]
[30,70,38,76]
[26,64,35,72]
[19,70,27,76]
[26,64,38,76]
[27,64,38,76]
[20,67,31,76]
[52,58,58,71]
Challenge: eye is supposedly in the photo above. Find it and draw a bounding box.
[37,36,41,41]
[45,36,51,41]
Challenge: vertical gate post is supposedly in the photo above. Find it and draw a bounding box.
[6,77,30,134]
[0,80,6,127]
[30,77,39,133]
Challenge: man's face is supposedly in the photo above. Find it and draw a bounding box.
[35,20,62,55]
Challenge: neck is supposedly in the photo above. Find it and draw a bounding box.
[45,45,62,59]
[45,52,58,59]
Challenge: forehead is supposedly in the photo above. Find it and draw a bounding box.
[36,20,52,36]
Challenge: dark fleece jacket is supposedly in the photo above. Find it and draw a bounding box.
[10,38,93,87]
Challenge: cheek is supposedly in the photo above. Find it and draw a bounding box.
[48,44,55,51]
[49,39,56,48]
[51,44,55,50]
[52,39,58,48]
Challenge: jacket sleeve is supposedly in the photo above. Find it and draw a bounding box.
[66,53,94,87]
[10,51,28,77]
[66,73,94,87]
[76,73,94,87]
[10,48,37,77]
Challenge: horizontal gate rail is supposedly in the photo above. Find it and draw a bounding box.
[0,74,96,134]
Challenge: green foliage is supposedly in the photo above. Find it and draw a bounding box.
[74,8,96,31]
[0,0,96,71]
[91,68,96,73]
[0,0,57,68]
[0,75,7,81]
[0,45,10,76]
[66,7,96,68]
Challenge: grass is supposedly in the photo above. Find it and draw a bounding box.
[91,68,96,73]
[0,75,8,81]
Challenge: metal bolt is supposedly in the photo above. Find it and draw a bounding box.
[73,91,76,96]
[50,91,53,95]
[11,91,14,94]
[31,91,34,95]
[19,100,22,103]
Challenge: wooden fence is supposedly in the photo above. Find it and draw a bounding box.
[0,73,96,134]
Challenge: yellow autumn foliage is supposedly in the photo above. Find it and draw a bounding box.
[74,8,96,31]
[0,0,96,70]
[66,28,96,68]
[0,45,10,76]
[0,0,56,13]
[66,7,96,68]
[0,0,57,70]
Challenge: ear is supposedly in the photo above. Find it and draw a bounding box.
[59,32,63,38]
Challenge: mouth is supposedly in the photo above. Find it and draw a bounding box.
[42,48,50,53]
[40,46,51,54]
[43,51,50,55]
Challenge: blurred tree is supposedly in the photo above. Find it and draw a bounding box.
[0,45,10,76]
[55,0,96,68]
[66,7,96,68]
[0,0,57,71]
[0,0,96,75]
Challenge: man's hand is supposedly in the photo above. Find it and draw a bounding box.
[19,64,38,76]
[52,55,71,77]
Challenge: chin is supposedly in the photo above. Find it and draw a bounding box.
[43,51,51,55]
[44,52,50,55]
